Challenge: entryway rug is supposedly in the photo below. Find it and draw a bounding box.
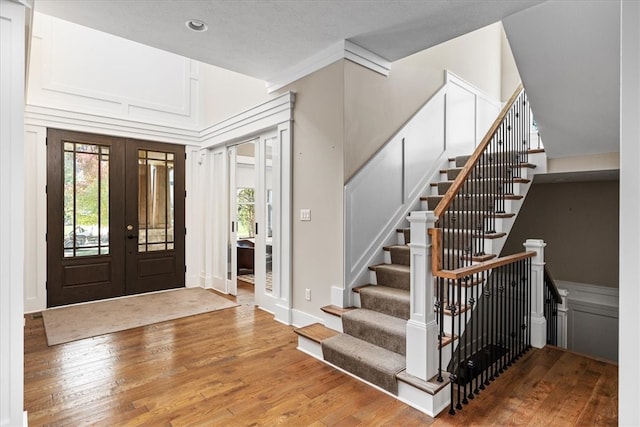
[42,287,238,346]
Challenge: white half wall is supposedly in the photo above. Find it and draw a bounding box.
[558,281,619,362]
[344,73,501,297]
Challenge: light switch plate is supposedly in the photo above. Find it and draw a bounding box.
[300,209,311,221]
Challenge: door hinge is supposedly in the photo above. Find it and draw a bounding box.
[185,190,187,198]
[185,227,187,236]
[45,233,47,242]
[45,185,47,194]
[45,281,48,290]
[45,137,48,146]
[185,153,187,160]
[185,265,187,273]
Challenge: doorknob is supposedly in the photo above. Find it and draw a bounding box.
[126,224,137,239]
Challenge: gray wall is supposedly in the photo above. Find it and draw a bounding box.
[503,180,619,288]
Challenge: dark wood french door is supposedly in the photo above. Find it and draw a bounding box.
[46,129,185,307]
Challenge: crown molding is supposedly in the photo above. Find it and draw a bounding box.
[266,40,390,93]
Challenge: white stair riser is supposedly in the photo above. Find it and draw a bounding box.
[384,251,392,265]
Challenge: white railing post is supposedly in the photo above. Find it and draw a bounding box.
[406,211,438,381]
[556,289,569,348]
[524,239,547,348]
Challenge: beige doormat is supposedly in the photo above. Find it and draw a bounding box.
[42,287,238,346]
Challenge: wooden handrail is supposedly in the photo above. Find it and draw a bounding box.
[544,265,563,303]
[429,199,534,278]
[434,251,536,280]
[433,83,524,218]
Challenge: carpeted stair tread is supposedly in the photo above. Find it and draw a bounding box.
[437,178,530,195]
[359,285,410,320]
[373,264,410,290]
[382,245,410,266]
[447,163,535,181]
[322,333,406,394]
[455,152,532,167]
[342,308,407,355]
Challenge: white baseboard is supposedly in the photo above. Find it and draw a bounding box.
[291,308,323,328]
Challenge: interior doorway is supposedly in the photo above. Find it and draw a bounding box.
[226,133,276,300]
[46,129,185,307]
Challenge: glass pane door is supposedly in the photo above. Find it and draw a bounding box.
[137,149,175,253]
[63,142,110,257]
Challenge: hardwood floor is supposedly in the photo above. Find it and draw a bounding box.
[25,285,618,426]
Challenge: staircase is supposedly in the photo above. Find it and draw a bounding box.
[295,86,548,417]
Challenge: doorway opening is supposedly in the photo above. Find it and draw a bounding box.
[227,133,276,302]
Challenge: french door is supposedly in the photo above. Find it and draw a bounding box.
[227,133,277,298]
[46,129,185,307]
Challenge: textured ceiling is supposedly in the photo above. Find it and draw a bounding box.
[33,0,621,162]
[34,0,542,81]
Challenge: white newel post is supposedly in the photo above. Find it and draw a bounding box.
[524,239,547,348]
[406,211,439,381]
[556,289,569,349]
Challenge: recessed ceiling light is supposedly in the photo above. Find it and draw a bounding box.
[186,19,208,32]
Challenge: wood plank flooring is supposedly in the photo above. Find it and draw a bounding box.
[25,284,618,426]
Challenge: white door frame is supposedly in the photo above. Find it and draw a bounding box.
[201,92,294,325]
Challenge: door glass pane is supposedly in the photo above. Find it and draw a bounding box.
[138,149,174,252]
[236,188,255,239]
[63,142,109,257]
[265,138,274,293]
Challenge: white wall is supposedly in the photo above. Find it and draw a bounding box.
[0,1,26,425]
[23,12,271,312]
[619,0,640,423]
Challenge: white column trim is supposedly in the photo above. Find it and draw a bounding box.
[0,1,26,424]
[524,239,547,348]
[406,210,439,381]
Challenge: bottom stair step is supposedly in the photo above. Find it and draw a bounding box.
[322,334,406,394]
[294,323,339,344]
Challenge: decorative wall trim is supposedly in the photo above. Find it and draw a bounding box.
[266,40,390,93]
[200,92,295,148]
[24,105,201,145]
[29,12,200,128]
[557,280,619,362]
[556,280,619,309]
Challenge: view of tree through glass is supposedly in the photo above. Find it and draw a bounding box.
[236,187,255,239]
[63,142,109,257]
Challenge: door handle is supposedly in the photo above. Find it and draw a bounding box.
[126,224,137,239]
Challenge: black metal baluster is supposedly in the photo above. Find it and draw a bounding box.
[491,268,498,380]
[450,297,458,412]
[437,277,444,382]
[456,278,463,410]
[498,269,505,375]
[462,276,469,406]
[469,274,477,399]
